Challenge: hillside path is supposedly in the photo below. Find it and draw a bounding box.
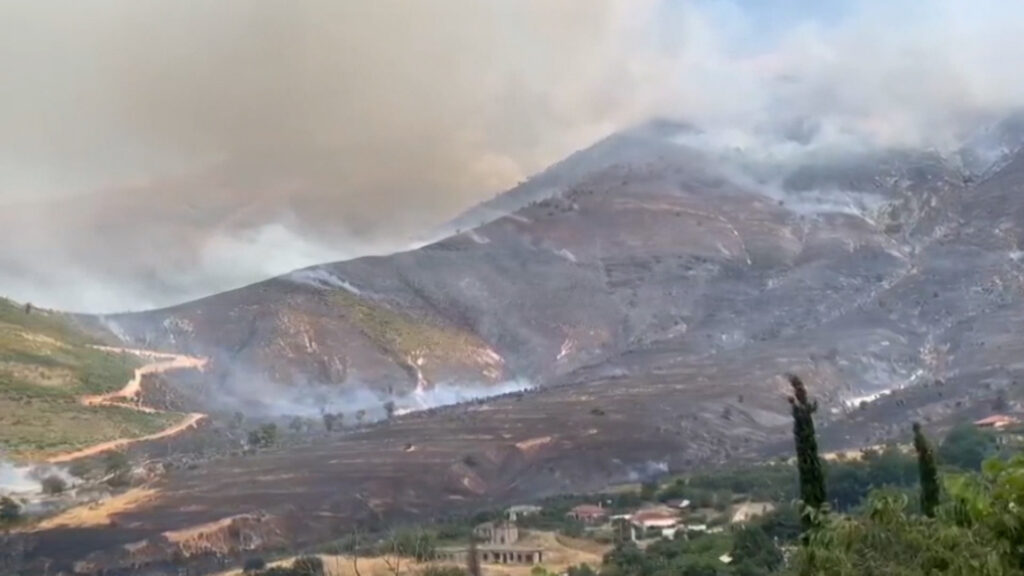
[46,347,209,463]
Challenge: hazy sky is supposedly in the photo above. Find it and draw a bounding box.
[1,0,1023,312]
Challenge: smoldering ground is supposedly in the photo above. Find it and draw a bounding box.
[3,1,1024,312]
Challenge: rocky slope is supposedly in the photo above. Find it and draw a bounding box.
[96,118,1024,417]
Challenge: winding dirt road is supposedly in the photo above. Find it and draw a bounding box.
[47,347,209,464]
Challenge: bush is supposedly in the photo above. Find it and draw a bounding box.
[291,556,324,576]
[939,424,996,471]
[104,450,129,475]
[566,564,597,576]
[0,496,20,523]
[421,567,467,576]
[243,557,267,574]
[68,460,93,479]
[41,474,68,495]
[248,423,279,449]
[560,519,585,538]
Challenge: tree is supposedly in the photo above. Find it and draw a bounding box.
[248,423,279,449]
[566,564,597,576]
[289,417,305,433]
[993,389,1010,412]
[243,557,267,574]
[41,474,68,495]
[104,450,129,475]
[355,409,367,424]
[0,497,20,523]
[423,567,468,576]
[913,422,940,518]
[639,480,658,501]
[322,412,340,432]
[787,374,826,534]
[291,556,324,576]
[731,525,782,572]
[939,423,996,471]
[791,456,1024,575]
[466,536,480,576]
[384,401,397,420]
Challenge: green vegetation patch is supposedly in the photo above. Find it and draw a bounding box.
[0,298,162,459]
[331,292,486,363]
[0,394,182,459]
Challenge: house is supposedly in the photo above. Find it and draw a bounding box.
[628,506,681,540]
[630,508,681,530]
[665,498,691,510]
[567,504,607,524]
[436,546,545,566]
[507,504,542,521]
[475,520,519,545]
[974,415,1020,430]
[436,519,544,566]
[730,502,775,524]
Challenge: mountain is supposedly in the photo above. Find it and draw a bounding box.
[20,117,1024,573]
[96,119,998,412]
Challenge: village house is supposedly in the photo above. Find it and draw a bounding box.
[474,519,518,545]
[566,504,607,524]
[435,519,545,566]
[628,507,681,541]
[974,414,1020,430]
[664,498,691,510]
[506,504,543,521]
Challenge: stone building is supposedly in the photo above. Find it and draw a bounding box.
[435,519,544,566]
[474,520,519,545]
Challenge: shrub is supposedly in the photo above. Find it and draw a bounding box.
[421,567,467,576]
[248,423,279,449]
[243,557,267,574]
[41,474,68,495]
[104,450,130,475]
[291,555,324,576]
[68,460,93,479]
[0,496,20,523]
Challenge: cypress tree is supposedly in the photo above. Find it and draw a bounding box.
[913,421,940,518]
[466,535,480,576]
[787,374,826,533]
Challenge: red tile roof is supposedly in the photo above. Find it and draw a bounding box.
[974,415,1018,427]
[568,504,606,517]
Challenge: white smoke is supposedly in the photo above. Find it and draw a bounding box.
[0,461,39,494]
[209,373,534,423]
[0,460,76,496]
[4,1,1024,312]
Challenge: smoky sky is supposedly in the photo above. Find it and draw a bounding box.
[2,0,1024,312]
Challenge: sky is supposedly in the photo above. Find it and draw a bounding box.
[1,0,1023,312]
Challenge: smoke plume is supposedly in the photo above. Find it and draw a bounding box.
[2,1,1024,311]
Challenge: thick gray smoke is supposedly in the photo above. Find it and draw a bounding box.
[2,1,1024,312]
[0,460,75,496]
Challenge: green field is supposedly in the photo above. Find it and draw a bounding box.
[0,298,182,460]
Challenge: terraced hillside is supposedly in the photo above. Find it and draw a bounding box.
[0,299,182,460]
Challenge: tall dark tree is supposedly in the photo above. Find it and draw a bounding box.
[787,374,826,534]
[466,536,480,576]
[913,422,940,518]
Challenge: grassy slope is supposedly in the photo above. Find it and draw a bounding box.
[331,291,492,368]
[0,298,180,460]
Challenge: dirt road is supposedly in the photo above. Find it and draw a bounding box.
[46,347,209,463]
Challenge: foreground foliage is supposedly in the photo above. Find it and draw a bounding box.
[793,456,1024,574]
